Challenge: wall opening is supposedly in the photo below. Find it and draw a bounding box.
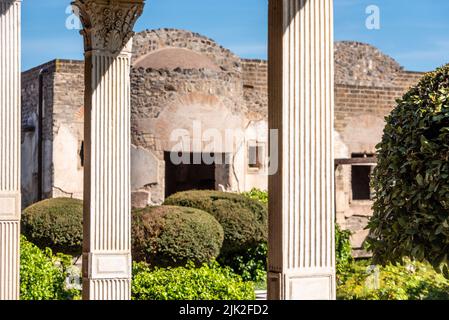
[247,141,265,172]
[79,141,84,167]
[164,152,219,197]
[351,153,374,201]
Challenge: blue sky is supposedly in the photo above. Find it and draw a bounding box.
[22,0,449,72]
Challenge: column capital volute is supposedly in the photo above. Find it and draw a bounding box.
[72,0,144,55]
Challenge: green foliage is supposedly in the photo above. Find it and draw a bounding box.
[369,64,449,277]
[164,191,268,258]
[132,205,224,267]
[338,259,449,300]
[239,189,353,286]
[241,188,268,204]
[20,236,81,300]
[335,224,354,277]
[132,261,256,300]
[22,198,83,255]
[219,242,267,285]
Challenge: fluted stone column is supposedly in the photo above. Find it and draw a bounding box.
[0,0,21,300]
[73,0,144,300]
[268,0,336,300]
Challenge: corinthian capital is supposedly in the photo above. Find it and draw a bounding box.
[72,0,144,54]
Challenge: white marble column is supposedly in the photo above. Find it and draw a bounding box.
[73,0,144,300]
[268,0,336,300]
[0,0,21,300]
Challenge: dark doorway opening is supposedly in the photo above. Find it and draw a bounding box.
[351,153,374,200]
[164,152,217,197]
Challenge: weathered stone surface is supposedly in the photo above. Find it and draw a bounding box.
[131,191,150,209]
[131,145,159,190]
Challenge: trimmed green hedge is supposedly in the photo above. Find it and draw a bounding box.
[368,64,449,277]
[132,262,255,300]
[132,205,224,267]
[164,191,268,258]
[21,198,83,255]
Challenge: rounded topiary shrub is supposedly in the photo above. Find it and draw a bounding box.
[21,198,83,255]
[164,190,268,257]
[132,205,224,267]
[368,64,449,277]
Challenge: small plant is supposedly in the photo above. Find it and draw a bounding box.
[219,242,267,285]
[131,261,256,300]
[241,188,268,204]
[335,224,354,281]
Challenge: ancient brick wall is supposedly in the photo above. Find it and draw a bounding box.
[241,59,268,120]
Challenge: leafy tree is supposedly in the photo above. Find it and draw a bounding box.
[368,64,449,277]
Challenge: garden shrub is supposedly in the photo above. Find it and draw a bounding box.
[239,189,353,285]
[164,191,268,258]
[219,242,268,285]
[20,236,80,300]
[336,224,354,278]
[21,197,83,255]
[241,188,268,204]
[132,261,255,300]
[337,259,449,300]
[132,205,224,267]
[368,64,449,277]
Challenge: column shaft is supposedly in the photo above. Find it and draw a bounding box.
[82,50,132,300]
[0,0,21,301]
[268,0,336,300]
[73,0,144,300]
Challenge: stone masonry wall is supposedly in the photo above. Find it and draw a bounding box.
[132,29,242,75]
[242,59,268,121]
[21,61,56,207]
[51,60,85,200]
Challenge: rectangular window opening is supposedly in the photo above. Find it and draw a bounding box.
[351,153,374,201]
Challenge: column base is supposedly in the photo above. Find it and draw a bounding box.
[82,252,132,300]
[82,278,131,300]
[268,270,335,300]
[0,192,21,300]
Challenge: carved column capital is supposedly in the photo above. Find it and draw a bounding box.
[72,0,144,54]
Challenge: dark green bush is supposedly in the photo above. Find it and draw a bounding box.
[132,205,224,267]
[368,64,449,277]
[21,198,83,255]
[132,261,255,300]
[164,190,268,258]
[20,236,80,300]
[219,242,267,286]
[337,259,449,300]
